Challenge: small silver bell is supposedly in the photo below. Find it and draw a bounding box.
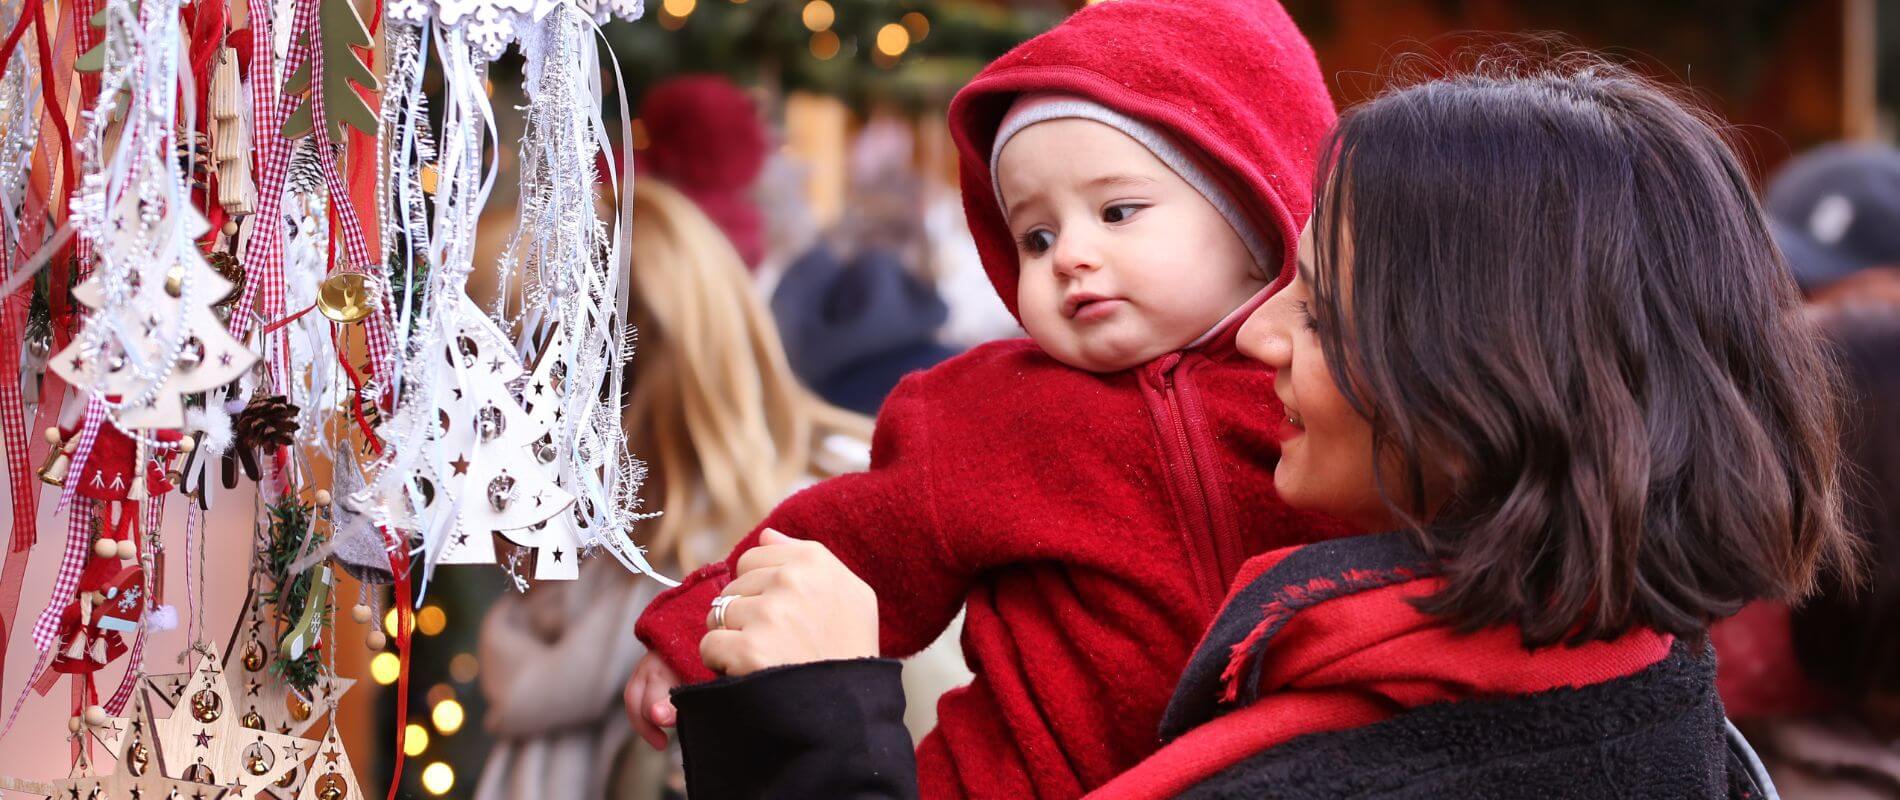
[177,337,205,370]
[477,405,506,442]
[487,474,516,511]
[532,434,556,464]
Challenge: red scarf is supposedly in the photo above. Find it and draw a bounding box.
[1090,540,1673,799]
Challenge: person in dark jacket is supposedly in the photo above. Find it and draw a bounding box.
[664,57,1856,799]
[770,245,961,416]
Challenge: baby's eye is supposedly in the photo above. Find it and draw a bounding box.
[1018,229,1056,255]
[1102,204,1146,224]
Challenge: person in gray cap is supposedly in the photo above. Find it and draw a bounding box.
[1767,143,1900,293]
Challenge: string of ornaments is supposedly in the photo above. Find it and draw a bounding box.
[0,0,668,788]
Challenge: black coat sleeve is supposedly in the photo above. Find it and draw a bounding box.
[672,658,920,800]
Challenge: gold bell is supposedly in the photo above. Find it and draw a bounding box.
[315,774,348,800]
[285,691,312,722]
[38,428,72,486]
[316,273,375,324]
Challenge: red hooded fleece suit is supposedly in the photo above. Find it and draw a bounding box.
[635,1,1343,796]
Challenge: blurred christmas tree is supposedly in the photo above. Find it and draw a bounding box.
[600,0,1064,113]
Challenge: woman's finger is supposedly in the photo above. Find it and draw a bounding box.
[734,533,820,575]
[718,565,780,600]
[707,593,768,632]
[700,628,748,675]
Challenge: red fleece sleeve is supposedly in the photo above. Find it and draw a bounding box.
[635,374,968,684]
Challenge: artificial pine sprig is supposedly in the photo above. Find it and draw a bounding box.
[259,498,330,692]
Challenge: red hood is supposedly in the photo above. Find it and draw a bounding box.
[947,0,1336,344]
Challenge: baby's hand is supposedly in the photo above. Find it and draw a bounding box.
[623,653,682,750]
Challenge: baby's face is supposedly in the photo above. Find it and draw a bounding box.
[998,118,1266,372]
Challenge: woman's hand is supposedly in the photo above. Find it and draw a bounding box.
[623,653,682,750]
[698,528,879,677]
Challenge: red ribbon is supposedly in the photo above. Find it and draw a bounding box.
[386,530,412,800]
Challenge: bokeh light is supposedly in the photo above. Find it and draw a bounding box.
[421,762,454,795]
[370,652,401,685]
[432,699,465,735]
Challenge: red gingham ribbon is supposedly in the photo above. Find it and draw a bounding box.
[233,0,292,391]
[34,398,103,650]
[1,266,35,558]
[237,0,394,390]
[297,0,395,381]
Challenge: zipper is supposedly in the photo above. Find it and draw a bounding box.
[1145,353,1235,612]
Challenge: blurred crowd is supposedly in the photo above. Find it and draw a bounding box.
[1714,142,1900,799]
[465,72,1900,800]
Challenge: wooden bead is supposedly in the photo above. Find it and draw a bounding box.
[177,435,196,453]
[365,630,388,650]
[83,705,108,727]
[350,604,373,624]
[315,489,333,506]
[222,221,239,236]
[94,538,118,558]
[67,716,82,733]
[43,427,60,445]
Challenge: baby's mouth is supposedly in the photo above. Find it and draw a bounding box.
[1062,292,1119,320]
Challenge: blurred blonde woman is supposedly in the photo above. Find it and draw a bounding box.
[473,179,876,800]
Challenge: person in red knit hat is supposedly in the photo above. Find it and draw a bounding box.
[635,74,769,270]
[623,0,1346,796]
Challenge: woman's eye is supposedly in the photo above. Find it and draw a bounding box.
[1018,229,1056,255]
[1294,300,1321,333]
[1102,204,1145,224]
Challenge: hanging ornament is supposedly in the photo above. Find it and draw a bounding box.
[149,643,311,795]
[315,274,375,324]
[0,694,232,800]
[506,3,668,584]
[48,193,260,429]
[210,45,256,216]
[278,0,379,142]
[233,394,301,479]
[326,447,396,584]
[293,720,364,800]
[428,297,576,569]
[143,590,356,743]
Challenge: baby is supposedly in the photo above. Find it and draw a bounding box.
[629,0,1345,796]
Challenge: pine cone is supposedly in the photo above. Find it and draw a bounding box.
[201,250,244,307]
[235,395,301,479]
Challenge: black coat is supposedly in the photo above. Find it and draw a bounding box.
[672,535,1776,799]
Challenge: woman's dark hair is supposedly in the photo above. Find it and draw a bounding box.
[1305,57,1857,647]
[1792,302,1900,699]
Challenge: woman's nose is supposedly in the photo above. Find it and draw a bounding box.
[1237,299,1292,368]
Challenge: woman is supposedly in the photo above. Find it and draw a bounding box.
[663,63,1854,799]
[471,179,872,800]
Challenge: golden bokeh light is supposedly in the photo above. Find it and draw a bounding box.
[370,652,401,685]
[432,699,465,735]
[449,653,480,683]
[901,11,929,42]
[421,763,455,795]
[875,23,910,57]
[801,0,834,31]
[416,605,447,636]
[403,724,430,756]
[810,30,841,60]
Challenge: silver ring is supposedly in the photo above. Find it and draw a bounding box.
[709,594,736,631]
